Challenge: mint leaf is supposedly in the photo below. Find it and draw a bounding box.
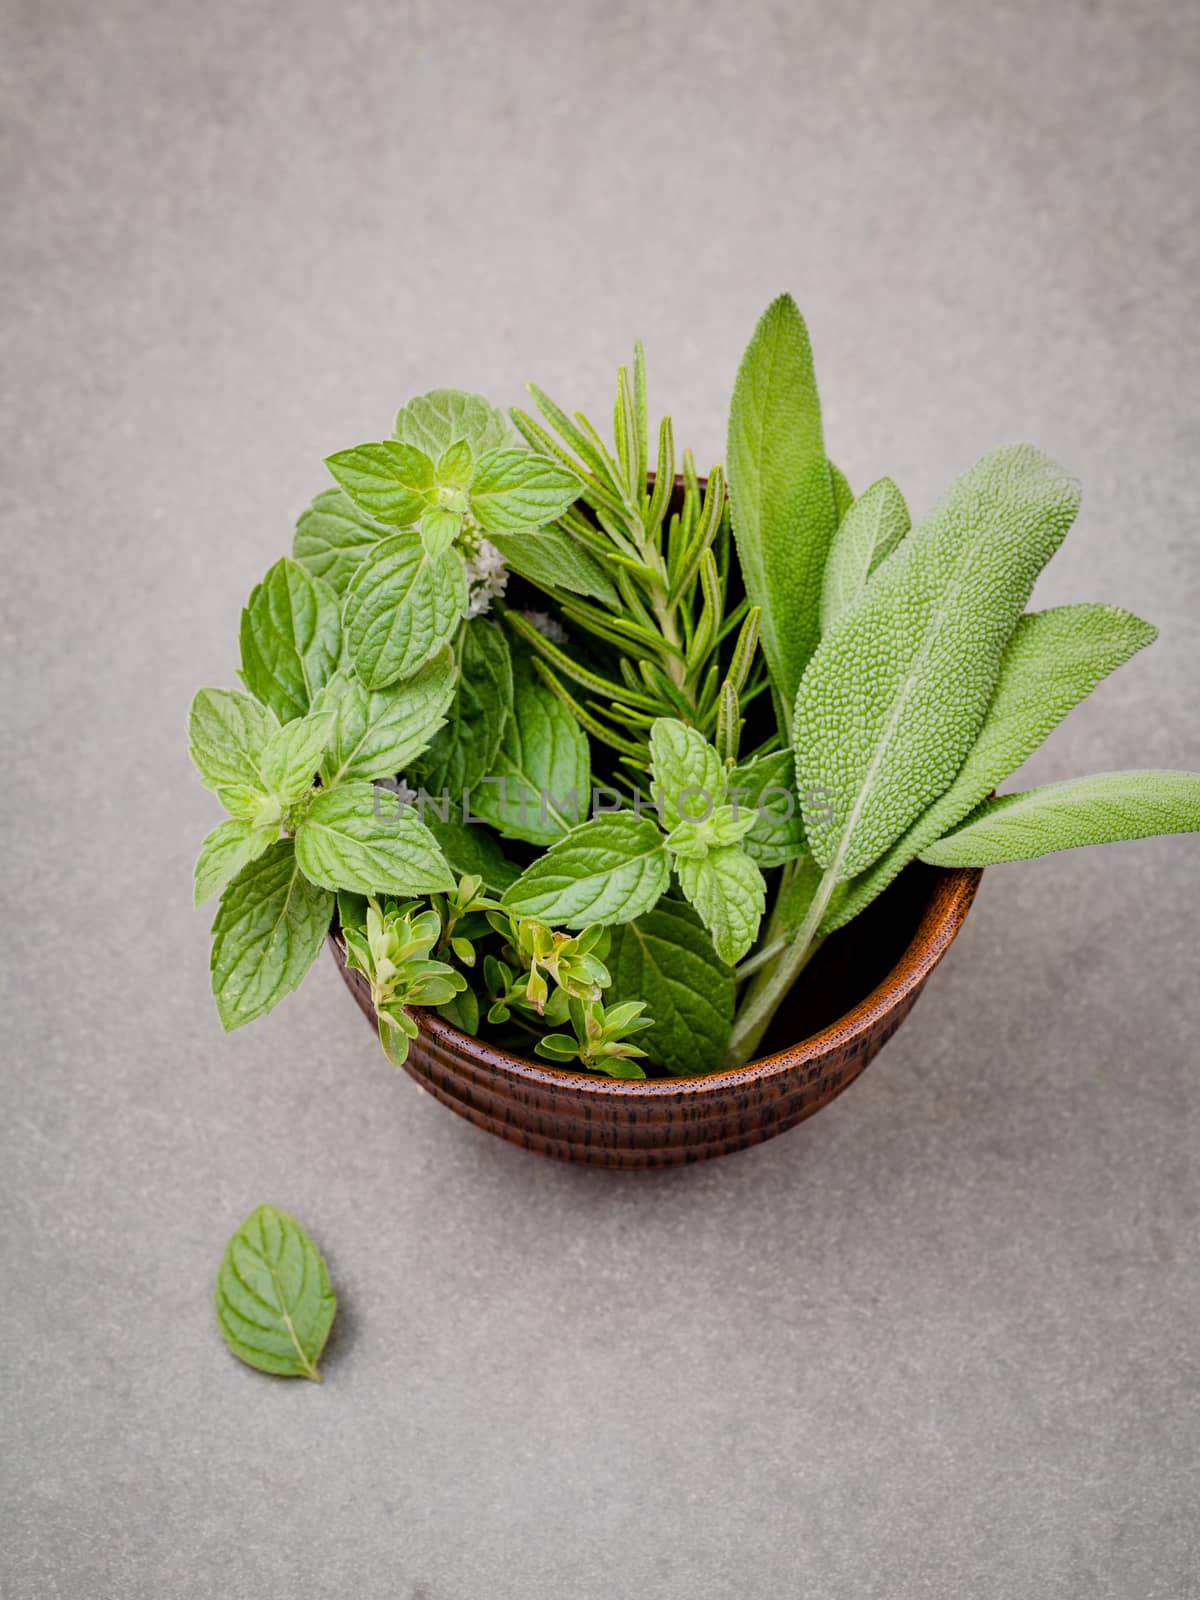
[214,1204,336,1381]
[727,294,839,729]
[420,504,462,557]
[294,782,455,896]
[259,706,334,807]
[826,603,1158,931]
[319,651,456,788]
[418,619,512,795]
[436,438,475,489]
[820,476,910,631]
[794,444,1081,881]
[501,813,670,928]
[324,441,434,526]
[729,750,807,868]
[393,389,515,457]
[471,652,589,844]
[423,814,518,893]
[239,558,342,724]
[674,845,766,965]
[920,770,1200,867]
[648,718,724,829]
[486,529,619,606]
[194,817,277,906]
[293,488,387,595]
[343,533,468,689]
[470,448,580,534]
[210,840,333,1029]
[189,687,277,794]
[606,899,734,1074]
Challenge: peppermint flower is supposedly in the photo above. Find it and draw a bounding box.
[463,538,509,618]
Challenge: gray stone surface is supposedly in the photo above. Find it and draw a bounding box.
[2,0,1198,1594]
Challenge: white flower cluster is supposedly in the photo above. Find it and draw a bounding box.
[463,539,509,618]
[518,610,569,645]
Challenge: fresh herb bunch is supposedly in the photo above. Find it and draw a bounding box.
[190,297,1200,1078]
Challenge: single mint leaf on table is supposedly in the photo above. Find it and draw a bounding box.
[826,603,1158,932]
[294,781,456,897]
[919,770,1200,867]
[318,651,457,788]
[819,476,910,632]
[794,443,1081,883]
[487,529,620,606]
[210,840,333,1029]
[394,390,515,458]
[194,817,278,907]
[501,813,670,928]
[606,899,734,1074]
[324,440,434,526]
[342,534,468,690]
[293,488,387,595]
[674,844,766,966]
[469,448,580,534]
[729,750,807,868]
[471,652,590,845]
[215,1204,336,1381]
[423,813,519,893]
[648,718,724,829]
[189,687,277,794]
[239,558,342,725]
[727,293,839,731]
[418,619,513,796]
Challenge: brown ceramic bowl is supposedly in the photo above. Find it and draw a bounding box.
[328,861,981,1168]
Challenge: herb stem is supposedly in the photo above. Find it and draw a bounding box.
[724,864,839,1066]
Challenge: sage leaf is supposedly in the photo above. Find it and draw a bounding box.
[470,448,581,534]
[794,444,1081,882]
[674,844,766,965]
[214,1204,336,1381]
[487,528,619,605]
[501,813,670,928]
[194,817,277,907]
[418,619,513,796]
[343,534,468,689]
[210,840,333,1029]
[259,707,334,807]
[319,651,457,788]
[239,558,342,724]
[294,488,387,595]
[394,389,514,457]
[189,687,277,794]
[648,718,724,829]
[729,749,807,868]
[825,604,1158,931]
[423,814,519,893]
[471,652,589,844]
[324,440,434,526]
[829,461,854,522]
[294,782,456,897]
[606,899,734,1074]
[920,770,1200,867]
[727,294,839,728]
[819,476,910,632]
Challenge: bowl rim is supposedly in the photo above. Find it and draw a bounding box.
[376,864,983,1099]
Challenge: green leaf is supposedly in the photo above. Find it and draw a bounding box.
[794,444,1081,882]
[318,651,457,788]
[674,845,766,965]
[259,707,333,807]
[471,652,589,844]
[829,461,854,521]
[920,770,1200,867]
[194,817,278,906]
[189,687,277,794]
[214,1204,336,1381]
[825,604,1158,931]
[420,504,462,557]
[606,899,734,1074]
[239,558,342,724]
[486,529,619,605]
[422,813,518,893]
[819,476,910,632]
[293,488,387,595]
[343,533,468,689]
[436,438,475,489]
[729,750,807,868]
[324,441,434,526]
[210,840,333,1029]
[727,294,839,730]
[648,718,724,829]
[470,448,581,534]
[394,389,515,457]
[418,619,513,796]
[501,813,670,928]
[294,782,456,897]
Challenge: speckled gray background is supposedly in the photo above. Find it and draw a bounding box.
[2,1,1198,1595]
